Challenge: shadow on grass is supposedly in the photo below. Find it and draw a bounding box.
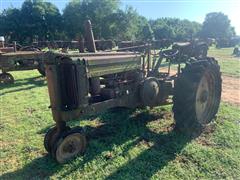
[1,108,193,179]
[0,75,46,95]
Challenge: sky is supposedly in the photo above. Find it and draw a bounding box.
[0,0,240,35]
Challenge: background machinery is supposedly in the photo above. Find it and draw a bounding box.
[0,37,45,84]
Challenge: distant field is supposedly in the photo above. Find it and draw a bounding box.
[0,48,239,179]
[208,47,240,77]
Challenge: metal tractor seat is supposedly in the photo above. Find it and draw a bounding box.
[173,42,191,48]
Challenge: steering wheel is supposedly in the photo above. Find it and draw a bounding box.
[161,49,179,58]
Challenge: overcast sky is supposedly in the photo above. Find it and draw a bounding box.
[1,0,240,35]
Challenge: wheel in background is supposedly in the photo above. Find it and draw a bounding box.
[0,73,14,84]
[37,62,46,76]
[19,46,41,52]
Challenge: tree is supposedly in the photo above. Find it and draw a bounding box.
[101,9,132,40]
[0,0,63,43]
[149,18,201,41]
[62,0,120,39]
[0,8,23,41]
[110,7,148,41]
[200,12,235,39]
[137,23,154,41]
[135,16,153,41]
[102,7,153,41]
[3,1,233,45]
[62,1,152,41]
[20,0,63,42]
[152,23,174,40]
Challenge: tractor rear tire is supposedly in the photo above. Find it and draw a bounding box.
[20,46,41,52]
[173,58,222,137]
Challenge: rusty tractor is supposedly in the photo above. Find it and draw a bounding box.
[172,40,209,59]
[0,38,45,84]
[32,39,115,52]
[233,47,240,57]
[42,20,222,163]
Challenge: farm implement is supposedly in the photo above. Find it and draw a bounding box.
[0,40,45,84]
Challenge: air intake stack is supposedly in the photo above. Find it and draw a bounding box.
[84,20,96,52]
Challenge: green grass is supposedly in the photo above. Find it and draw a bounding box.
[0,69,240,179]
[208,47,240,77]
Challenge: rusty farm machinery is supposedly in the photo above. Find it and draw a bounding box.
[0,37,45,84]
[41,20,221,163]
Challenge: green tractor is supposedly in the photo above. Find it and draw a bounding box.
[42,20,222,163]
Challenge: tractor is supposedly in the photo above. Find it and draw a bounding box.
[43,20,222,163]
[233,47,240,57]
[0,37,45,84]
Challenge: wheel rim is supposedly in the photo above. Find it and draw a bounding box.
[195,71,214,123]
[0,74,13,84]
[56,133,86,163]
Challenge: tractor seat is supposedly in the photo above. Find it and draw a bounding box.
[173,42,191,48]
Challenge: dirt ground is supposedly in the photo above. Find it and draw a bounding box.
[222,75,240,106]
[161,68,240,106]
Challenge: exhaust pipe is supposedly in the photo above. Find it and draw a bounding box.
[84,20,96,53]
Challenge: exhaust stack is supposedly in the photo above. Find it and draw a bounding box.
[84,20,96,52]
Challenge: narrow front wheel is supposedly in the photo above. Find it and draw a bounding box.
[52,127,87,164]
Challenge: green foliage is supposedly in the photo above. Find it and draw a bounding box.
[200,12,236,39]
[99,7,140,41]
[150,18,201,40]
[137,23,154,41]
[112,7,153,41]
[21,0,63,41]
[0,0,63,43]
[63,3,151,41]
[0,8,23,41]
[0,1,237,44]
[62,0,120,39]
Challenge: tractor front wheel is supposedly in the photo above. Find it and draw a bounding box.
[51,127,87,164]
[44,126,70,153]
[173,58,222,137]
[44,126,58,153]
